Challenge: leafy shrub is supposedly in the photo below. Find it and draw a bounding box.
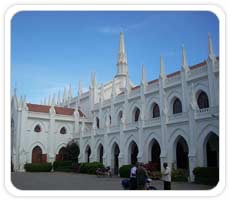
[66,142,80,163]
[53,160,73,172]
[193,167,219,186]
[119,164,133,178]
[24,163,52,172]
[171,169,188,182]
[79,162,104,174]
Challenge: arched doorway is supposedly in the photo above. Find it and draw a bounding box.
[98,144,104,164]
[112,143,120,175]
[58,147,69,161]
[129,141,139,165]
[205,132,219,167]
[32,146,42,163]
[149,139,161,171]
[85,145,91,163]
[176,137,189,170]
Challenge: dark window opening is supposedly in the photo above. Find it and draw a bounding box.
[197,91,209,109]
[152,104,160,118]
[173,98,182,114]
[34,125,41,133]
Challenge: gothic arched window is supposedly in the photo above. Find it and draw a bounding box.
[34,125,41,133]
[118,111,123,124]
[96,117,100,129]
[134,107,140,122]
[197,91,209,109]
[152,103,160,118]
[173,98,182,114]
[109,115,111,125]
[60,127,67,135]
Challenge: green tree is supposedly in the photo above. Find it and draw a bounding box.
[66,140,80,164]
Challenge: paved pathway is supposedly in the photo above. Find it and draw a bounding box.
[11,172,214,190]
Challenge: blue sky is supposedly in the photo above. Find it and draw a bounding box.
[11,11,219,103]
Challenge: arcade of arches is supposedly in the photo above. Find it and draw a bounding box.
[30,132,219,174]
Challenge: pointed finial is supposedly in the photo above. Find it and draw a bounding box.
[57,90,61,105]
[48,94,51,105]
[208,33,215,58]
[78,80,83,96]
[63,87,67,103]
[182,44,187,66]
[44,97,46,105]
[13,87,17,97]
[141,64,146,85]
[90,72,96,88]
[68,84,73,100]
[51,94,56,106]
[181,44,189,71]
[160,56,165,78]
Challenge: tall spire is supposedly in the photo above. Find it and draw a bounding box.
[116,32,128,77]
[208,33,215,58]
[160,56,166,79]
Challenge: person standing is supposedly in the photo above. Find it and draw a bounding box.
[129,163,137,190]
[136,163,148,190]
[162,162,171,190]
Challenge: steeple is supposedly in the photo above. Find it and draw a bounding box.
[116,32,128,77]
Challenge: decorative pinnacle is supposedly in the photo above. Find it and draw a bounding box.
[141,64,146,84]
[160,56,165,78]
[208,33,215,57]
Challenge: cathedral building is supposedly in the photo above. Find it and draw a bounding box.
[11,32,219,181]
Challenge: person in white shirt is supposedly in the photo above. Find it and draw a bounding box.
[129,163,137,190]
[162,162,171,190]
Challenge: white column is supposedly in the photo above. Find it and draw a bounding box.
[118,122,125,167]
[47,107,55,163]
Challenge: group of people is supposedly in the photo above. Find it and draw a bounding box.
[128,162,171,190]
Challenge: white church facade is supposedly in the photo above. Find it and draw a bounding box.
[11,33,219,181]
